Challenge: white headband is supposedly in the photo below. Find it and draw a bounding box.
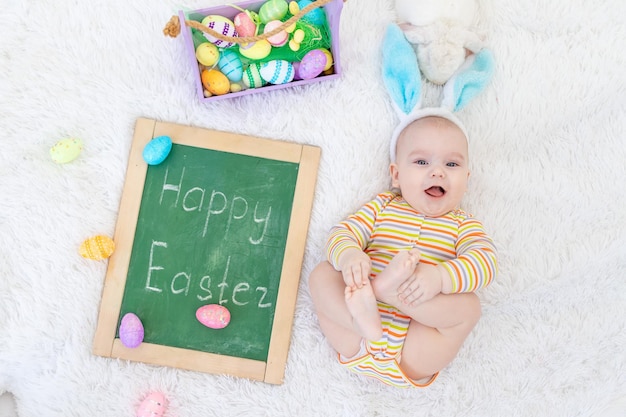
[389,107,469,163]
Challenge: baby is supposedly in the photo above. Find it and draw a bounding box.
[309,113,497,387]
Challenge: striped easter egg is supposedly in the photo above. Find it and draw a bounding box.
[217,50,243,82]
[258,0,289,24]
[260,60,295,85]
[203,20,238,48]
[242,63,267,88]
[79,235,115,260]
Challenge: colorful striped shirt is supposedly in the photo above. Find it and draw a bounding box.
[326,191,497,293]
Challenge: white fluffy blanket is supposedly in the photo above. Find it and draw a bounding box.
[1,0,625,416]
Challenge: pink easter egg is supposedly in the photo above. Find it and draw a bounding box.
[136,392,168,417]
[196,304,231,329]
[119,312,144,348]
[297,49,327,80]
[234,12,257,37]
[263,20,288,47]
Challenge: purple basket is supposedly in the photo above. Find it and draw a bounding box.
[178,0,344,103]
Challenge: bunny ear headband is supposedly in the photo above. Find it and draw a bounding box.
[382,23,495,162]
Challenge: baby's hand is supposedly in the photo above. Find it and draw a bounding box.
[397,264,444,306]
[338,248,371,289]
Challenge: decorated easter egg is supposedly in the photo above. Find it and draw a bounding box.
[201,15,233,25]
[259,0,289,24]
[202,19,238,48]
[319,48,333,71]
[119,312,144,348]
[218,50,243,82]
[297,48,327,80]
[79,235,115,260]
[239,39,272,60]
[136,392,168,417]
[195,42,220,66]
[142,135,172,165]
[242,63,267,88]
[196,304,231,329]
[260,60,295,84]
[298,0,326,26]
[234,11,257,37]
[50,138,82,164]
[201,69,231,95]
[263,20,289,47]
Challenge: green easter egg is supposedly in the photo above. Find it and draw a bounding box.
[258,0,288,24]
[50,138,83,164]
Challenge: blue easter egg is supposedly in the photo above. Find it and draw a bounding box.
[260,60,295,85]
[143,135,172,165]
[218,50,243,82]
[298,0,326,26]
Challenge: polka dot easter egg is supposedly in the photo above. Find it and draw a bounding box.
[79,235,115,260]
[297,48,327,80]
[136,392,168,417]
[196,304,231,329]
[218,50,243,82]
[142,135,172,166]
[50,138,82,164]
[242,63,267,89]
[201,69,231,95]
[202,18,238,48]
[260,60,295,84]
[119,312,144,348]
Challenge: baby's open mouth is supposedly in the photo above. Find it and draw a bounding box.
[425,186,445,197]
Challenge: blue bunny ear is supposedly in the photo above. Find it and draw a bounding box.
[442,49,495,112]
[382,24,422,115]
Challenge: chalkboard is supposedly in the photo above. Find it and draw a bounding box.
[93,118,320,384]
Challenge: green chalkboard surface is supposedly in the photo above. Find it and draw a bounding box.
[119,144,298,361]
[93,118,321,384]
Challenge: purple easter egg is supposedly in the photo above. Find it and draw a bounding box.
[119,312,144,348]
[297,49,327,80]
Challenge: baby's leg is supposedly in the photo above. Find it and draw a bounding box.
[397,293,481,380]
[370,249,420,302]
[309,262,379,356]
[344,280,383,341]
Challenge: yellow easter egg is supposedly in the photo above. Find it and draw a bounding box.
[239,39,272,60]
[201,69,230,95]
[289,39,301,51]
[79,235,115,261]
[319,48,333,71]
[195,42,220,66]
[50,138,82,164]
[230,83,243,93]
[293,29,305,44]
[288,1,300,15]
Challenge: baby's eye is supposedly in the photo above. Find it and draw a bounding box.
[415,160,428,165]
[446,162,459,167]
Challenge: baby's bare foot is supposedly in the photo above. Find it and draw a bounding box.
[371,249,420,304]
[344,281,383,341]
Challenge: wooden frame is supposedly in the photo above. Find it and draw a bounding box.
[93,118,320,384]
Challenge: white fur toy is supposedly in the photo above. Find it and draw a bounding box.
[395,0,485,85]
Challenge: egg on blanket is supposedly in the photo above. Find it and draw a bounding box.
[297,48,327,79]
[50,138,82,164]
[136,392,168,417]
[142,135,172,165]
[119,312,144,348]
[196,304,231,329]
[79,235,115,260]
[260,60,295,84]
[202,18,238,48]
[242,63,267,88]
[218,50,243,82]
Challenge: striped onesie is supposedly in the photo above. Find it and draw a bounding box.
[326,191,497,387]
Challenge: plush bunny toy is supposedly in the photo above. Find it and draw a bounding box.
[395,0,486,85]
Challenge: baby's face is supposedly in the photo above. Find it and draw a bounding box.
[390,117,470,217]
